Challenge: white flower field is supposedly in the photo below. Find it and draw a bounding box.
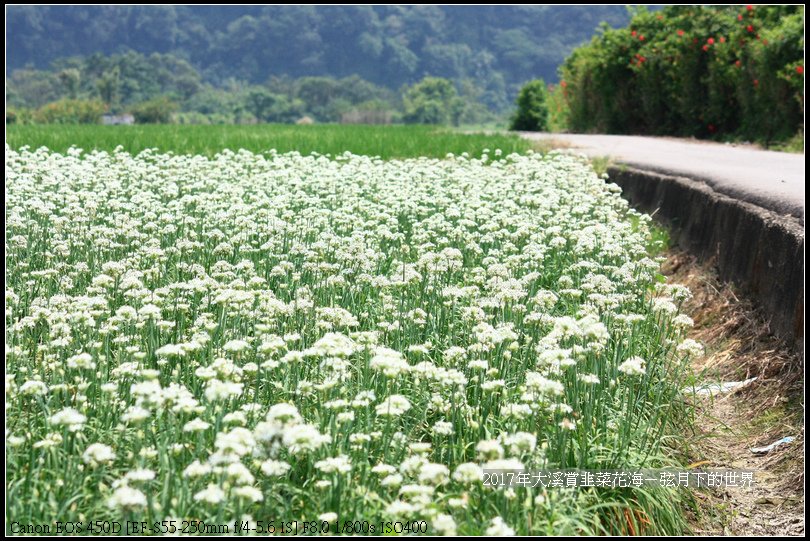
[6,146,703,535]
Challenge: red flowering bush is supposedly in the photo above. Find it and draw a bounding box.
[557,5,804,144]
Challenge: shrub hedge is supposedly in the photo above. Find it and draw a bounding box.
[557,5,804,144]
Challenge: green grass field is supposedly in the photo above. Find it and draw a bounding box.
[5,124,532,159]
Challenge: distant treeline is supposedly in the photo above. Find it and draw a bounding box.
[7,6,633,108]
[6,51,499,126]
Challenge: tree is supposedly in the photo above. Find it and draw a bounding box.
[6,69,61,108]
[96,67,120,110]
[402,77,463,125]
[57,68,81,99]
[244,88,279,121]
[243,87,304,123]
[510,79,549,131]
[458,78,496,125]
[295,77,340,121]
[33,98,105,124]
[131,96,177,123]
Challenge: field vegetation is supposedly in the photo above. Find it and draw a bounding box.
[5,125,532,159]
[7,139,702,534]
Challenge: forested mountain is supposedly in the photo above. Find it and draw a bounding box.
[7,5,632,110]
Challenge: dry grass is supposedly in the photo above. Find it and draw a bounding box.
[661,251,801,389]
[663,249,804,534]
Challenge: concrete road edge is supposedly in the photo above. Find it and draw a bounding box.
[607,165,804,353]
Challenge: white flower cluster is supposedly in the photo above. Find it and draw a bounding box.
[6,146,701,535]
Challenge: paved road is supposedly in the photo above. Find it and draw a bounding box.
[520,132,805,223]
